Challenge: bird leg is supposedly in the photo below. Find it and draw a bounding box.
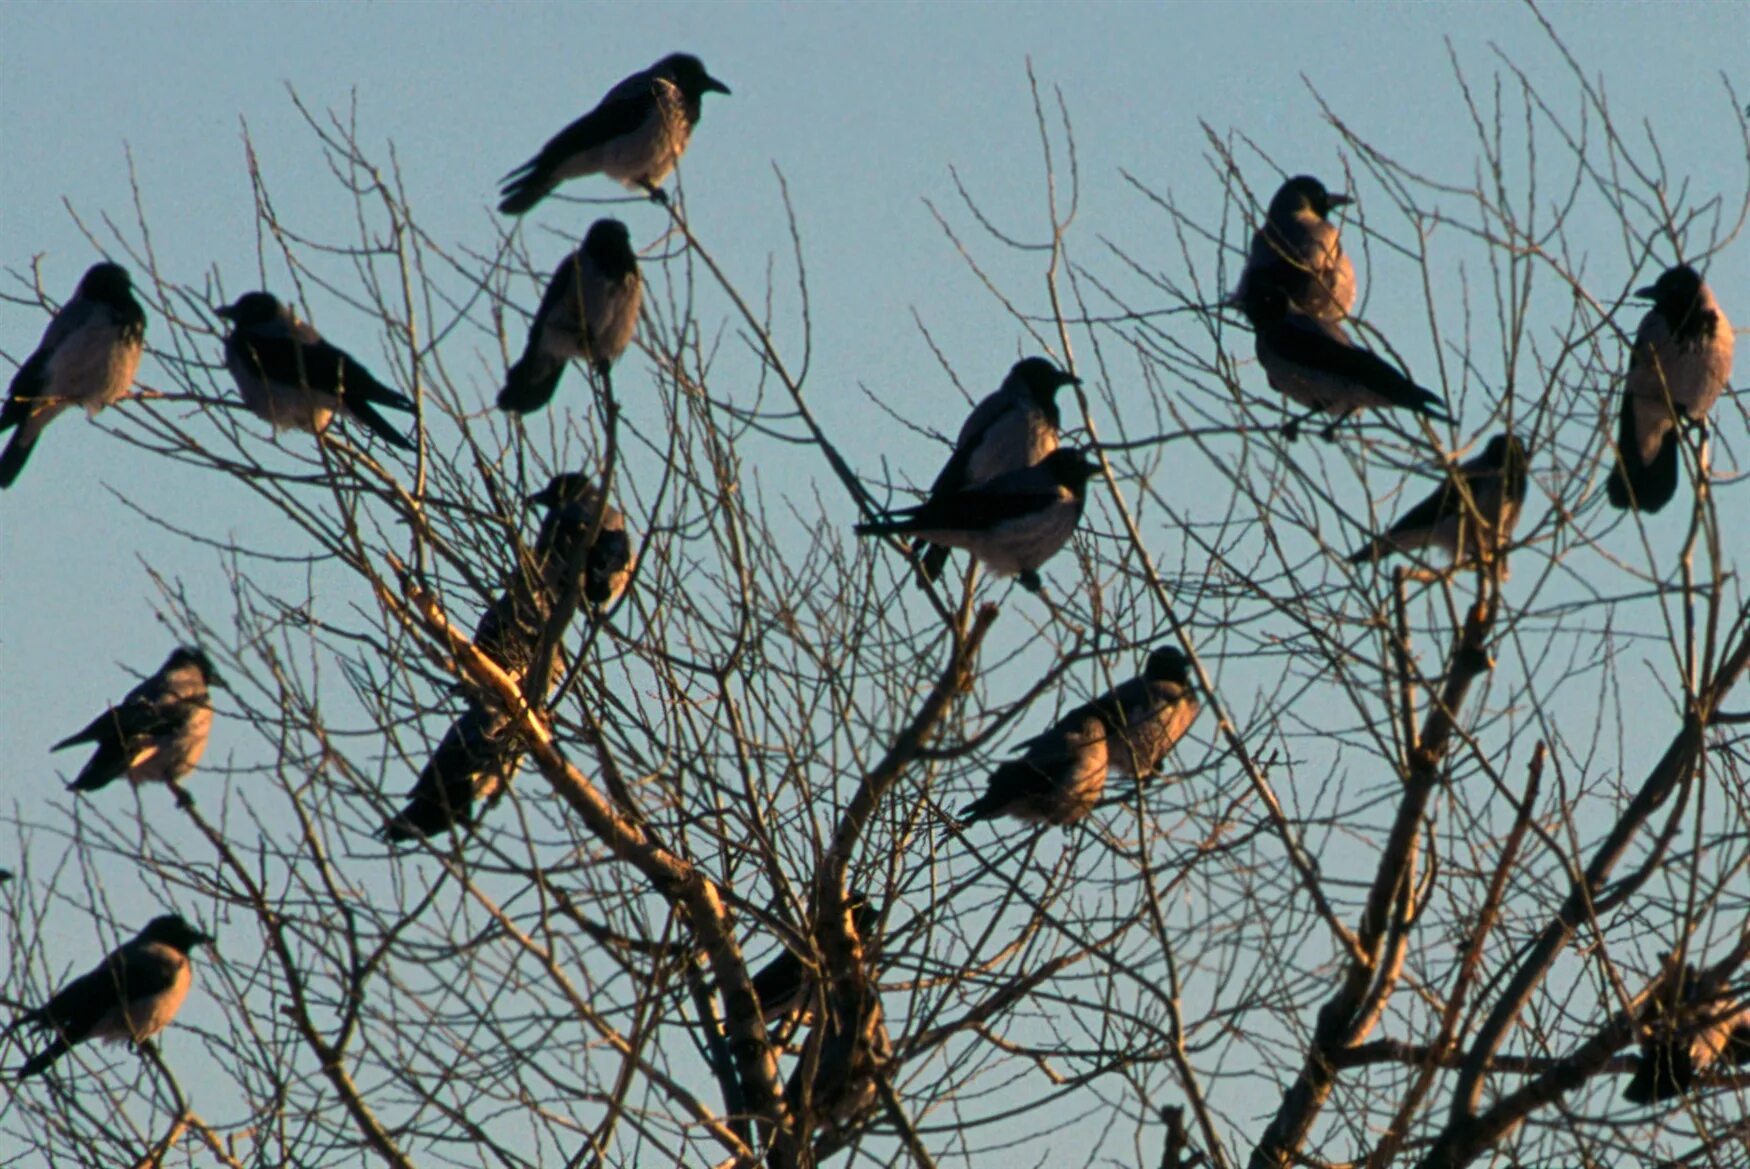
[639,180,671,206]
[1017,570,1043,594]
[1281,406,1326,443]
[1319,410,1355,443]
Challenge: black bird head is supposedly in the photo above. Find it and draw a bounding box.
[215,292,285,328]
[1042,448,1101,492]
[165,645,223,689]
[1006,357,1081,410]
[1143,646,1194,687]
[140,913,216,953]
[582,218,639,273]
[526,472,599,511]
[1271,174,1352,221]
[77,262,135,303]
[658,53,731,99]
[1635,264,1705,315]
[1481,433,1531,502]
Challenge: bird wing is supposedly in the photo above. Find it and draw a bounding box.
[27,942,180,1040]
[5,296,99,405]
[233,326,411,412]
[505,82,656,183]
[1271,316,1449,417]
[53,672,184,752]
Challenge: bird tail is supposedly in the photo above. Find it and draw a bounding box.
[346,400,416,451]
[17,1037,68,1079]
[0,427,36,489]
[1402,384,1452,423]
[910,540,950,588]
[67,763,123,793]
[957,793,1001,826]
[1623,1043,1694,1104]
[1346,537,1385,567]
[498,167,554,217]
[1606,396,1679,513]
[854,515,915,539]
[497,352,567,414]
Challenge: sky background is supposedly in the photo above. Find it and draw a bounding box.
[3,1,1749,1162]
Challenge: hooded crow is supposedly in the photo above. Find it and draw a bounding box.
[381,704,521,843]
[499,219,643,414]
[912,357,1078,585]
[1242,278,1449,439]
[960,709,1112,826]
[1348,434,1528,568]
[1046,645,1202,782]
[1624,964,1750,1104]
[1,262,146,489]
[856,448,1098,593]
[54,646,218,796]
[11,914,214,1078]
[499,53,731,214]
[1606,264,1735,513]
[1246,278,1449,437]
[216,292,415,451]
[1231,174,1356,324]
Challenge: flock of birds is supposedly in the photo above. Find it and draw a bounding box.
[2,49,1744,1117]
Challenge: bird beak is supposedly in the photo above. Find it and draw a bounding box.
[214,303,237,321]
[1327,192,1353,207]
[206,670,228,691]
[704,74,732,95]
[523,489,551,510]
[193,929,217,948]
[1061,373,1083,388]
[1633,283,1660,300]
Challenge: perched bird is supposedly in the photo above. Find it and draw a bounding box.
[1052,645,1202,782]
[1348,434,1529,568]
[784,973,890,1131]
[911,357,1079,585]
[1241,278,1449,439]
[1624,965,1750,1105]
[53,646,218,797]
[10,914,214,1078]
[748,896,880,1026]
[216,292,416,451]
[959,709,1112,826]
[527,472,637,614]
[1606,264,1735,513]
[856,448,1099,593]
[499,219,644,414]
[1232,174,1356,324]
[498,53,731,214]
[472,471,636,680]
[1,262,146,489]
[381,704,522,842]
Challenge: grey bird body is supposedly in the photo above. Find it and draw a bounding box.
[54,647,218,794]
[217,292,415,451]
[1624,965,1750,1104]
[0,263,146,488]
[382,704,521,843]
[857,448,1098,592]
[960,709,1112,826]
[1606,265,1735,513]
[1349,434,1529,567]
[1243,279,1449,434]
[499,219,643,414]
[499,53,730,214]
[1054,646,1201,782]
[1232,175,1356,324]
[11,914,213,1078]
[912,357,1078,584]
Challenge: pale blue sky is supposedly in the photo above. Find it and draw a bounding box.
[3,1,1748,1162]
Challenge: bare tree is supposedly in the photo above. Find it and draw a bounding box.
[4,22,1749,1169]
